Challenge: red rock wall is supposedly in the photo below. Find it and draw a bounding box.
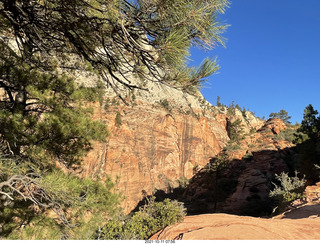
[81,102,229,212]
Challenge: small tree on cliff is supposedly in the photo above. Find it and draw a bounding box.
[297,104,320,141]
[227,119,244,142]
[269,109,292,124]
[293,104,320,184]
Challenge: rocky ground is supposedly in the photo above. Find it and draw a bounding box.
[150,208,320,240]
[151,183,320,240]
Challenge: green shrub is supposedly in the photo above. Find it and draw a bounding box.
[269,171,306,213]
[96,219,125,240]
[272,128,296,143]
[177,176,189,188]
[159,99,171,112]
[99,197,186,240]
[224,143,241,151]
[243,152,253,159]
[4,170,121,240]
[115,111,122,126]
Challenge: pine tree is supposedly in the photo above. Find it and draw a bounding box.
[269,109,292,124]
[0,37,119,238]
[0,0,229,93]
[293,104,320,185]
[227,119,244,142]
[298,104,320,140]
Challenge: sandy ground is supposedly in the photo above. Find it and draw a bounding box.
[150,204,320,240]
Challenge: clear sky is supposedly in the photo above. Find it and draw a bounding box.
[189,0,320,124]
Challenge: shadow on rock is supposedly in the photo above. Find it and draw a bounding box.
[132,136,320,219]
[132,147,296,218]
[279,204,320,219]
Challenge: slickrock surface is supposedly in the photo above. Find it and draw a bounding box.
[150,207,320,240]
[152,183,320,240]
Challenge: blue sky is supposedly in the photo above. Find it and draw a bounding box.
[189,0,320,123]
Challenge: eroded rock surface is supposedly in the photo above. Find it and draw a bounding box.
[180,118,294,216]
[151,182,320,240]
[80,86,239,211]
[150,210,320,240]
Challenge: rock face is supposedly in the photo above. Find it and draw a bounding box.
[305,182,320,203]
[150,210,320,240]
[73,62,270,212]
[180,118,294,216]
[80,82,254,212]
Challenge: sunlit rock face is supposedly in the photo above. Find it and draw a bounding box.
[78,73,264,212]
[150,212,320,240]
[81,90,230,212]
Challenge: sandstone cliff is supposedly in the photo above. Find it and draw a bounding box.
[165,118,295,216]
[79,80,263,212]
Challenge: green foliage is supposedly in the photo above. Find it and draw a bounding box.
[227,119,244,142]
[269,171,306,213]
[2,169,121,240]
[209,153,229,172]
[293,131,309,144]
[158,99,171,112]
[182,58,220,92]
[1,0,229,92]
[0,39,108,165]
[293,139,320,184]
[115,111,122,126]
[99,197,186,240]
[272,127,297,143]
[290,105,320,183]
[224,143,241,151]
[269,109,292,124]
[226,101,236,115]
[0,30,112,239]
[7,216,64,240]
[296,104,320,141]
[216,96,221,106]
[243,152,253,159]
[176,176,189,188]
[249,127,256,134]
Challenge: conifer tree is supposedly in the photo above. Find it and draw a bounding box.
[269,109,292,124]
[298,104,320,140]
[0,0,229,93]
[0,35,120,238]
